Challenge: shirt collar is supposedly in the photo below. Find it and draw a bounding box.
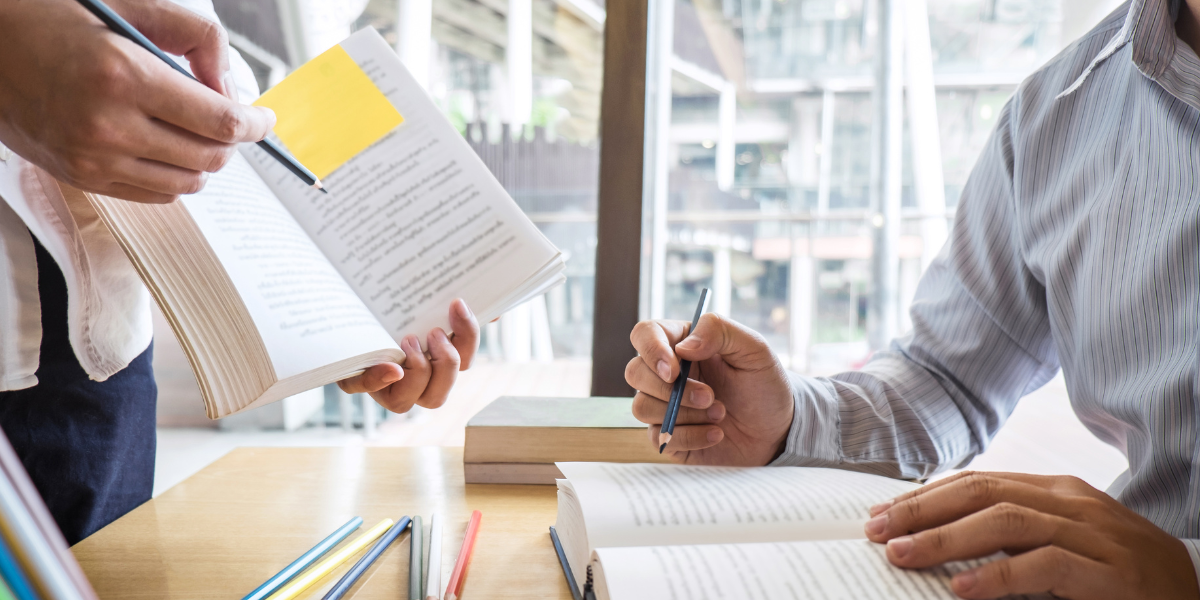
[1059,0,1180,97]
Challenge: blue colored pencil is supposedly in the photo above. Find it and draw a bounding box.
[0,534,38,600]
[322,517,412,600]
[548,527,581,600]
[241,516,363,600]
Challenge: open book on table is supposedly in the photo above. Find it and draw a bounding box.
[554,462,1049,600]
[89,28,564,418]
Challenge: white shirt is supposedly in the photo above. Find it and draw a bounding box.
[0,0,259,390]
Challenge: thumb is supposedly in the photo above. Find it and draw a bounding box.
[674,313,777,371]
[118,0,231,95]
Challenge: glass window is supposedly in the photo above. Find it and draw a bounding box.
[642,0,1068,374]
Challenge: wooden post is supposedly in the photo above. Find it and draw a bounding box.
[590,0,648,397]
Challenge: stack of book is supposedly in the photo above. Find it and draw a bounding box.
[463,396,671,484]
[0,430,98,600]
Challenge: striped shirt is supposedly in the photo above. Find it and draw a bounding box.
[775,0,1200,575]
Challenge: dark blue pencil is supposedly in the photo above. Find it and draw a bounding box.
[659,288,710,453]
[322,516,412,600]
[241,516,363,600]
[549,527,581,600]
[72,0,327,193]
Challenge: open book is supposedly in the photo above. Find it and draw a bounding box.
[89,28,564,418]
[555,463,1047,600]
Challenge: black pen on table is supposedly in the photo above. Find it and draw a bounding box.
[73,0,327,194]
[659,287,710,453]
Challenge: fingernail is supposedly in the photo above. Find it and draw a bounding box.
[656,360,671,381]
[887,536,913,559]
[260,107,277,135]
[869,500,894,516]
[864,513,888,536]
[455,299,473,319]
[953,570,978,593]
[707,429,722,443]
[706,403,723,421]
[677,337,700,350]
[223,72,239,103]
[381,370,401,385]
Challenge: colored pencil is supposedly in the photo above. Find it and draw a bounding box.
[72,0,327,193]
[264,519,393,600]
[321,517,411,600]
[241,517,363,600]
[0,575,16,600]
[443,511,482,600]
[409,516,423,600]
[0,431,93,599]
[0,470,82,600]
[659,288,710,452]
[424,513,443,600]
[0,534,36,600]
[548,527,581,600]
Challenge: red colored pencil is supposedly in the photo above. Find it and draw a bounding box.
[444,511,482,600]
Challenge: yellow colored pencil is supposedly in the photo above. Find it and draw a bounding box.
[265,519,394,600]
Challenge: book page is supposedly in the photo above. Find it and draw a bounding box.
[186,153,401,380]
[246,28,560,347]
[558,463,919,551]
[594,540,1049,600]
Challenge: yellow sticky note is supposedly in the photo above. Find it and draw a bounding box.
[254,45,404,179]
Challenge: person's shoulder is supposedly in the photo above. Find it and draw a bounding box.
[1009,4,1130,120]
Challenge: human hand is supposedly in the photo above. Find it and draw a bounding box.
[337,299,480,414]
[0,0,276,203]
[864,471,1200,599]
[625,313,794,465]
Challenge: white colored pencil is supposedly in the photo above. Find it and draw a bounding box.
[425,513,443,600]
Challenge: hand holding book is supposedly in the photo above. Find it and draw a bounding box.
[337,298,478,413]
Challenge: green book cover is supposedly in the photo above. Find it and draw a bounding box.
[467,397,642,429]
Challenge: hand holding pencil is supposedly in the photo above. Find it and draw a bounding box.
[625,294,796,466]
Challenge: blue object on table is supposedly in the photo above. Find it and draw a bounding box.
[322,516,412,600]
[549,526,581,600]
[0,533,39,600]
[241,516,364,600]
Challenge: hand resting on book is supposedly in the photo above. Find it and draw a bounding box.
[336,298,478,414]
[863,470,1200,600]
[0,0,277,204]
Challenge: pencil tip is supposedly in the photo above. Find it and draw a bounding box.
[659,443,666,453]
[319,187,329,194]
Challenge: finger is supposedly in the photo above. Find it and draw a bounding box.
[660,423,724,453]
[631,392,724,426]
[672,313,778,369]
[94,182,178,204]
[132,117,238,173]
[866,473,1081,542]
[136,57,276,143]
[448,299,479,370]
[624,357,714,408]
[871,470,1093,516]
[629,319,690,383]
[884,503,1088,570]
[951,546,1113,600]
[371,336,430,413]
[337,363,403,394]
[415,328,461,409]
[118,0,231,93]
[108,156,210,196]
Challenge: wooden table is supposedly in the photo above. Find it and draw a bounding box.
[71,447,572,599]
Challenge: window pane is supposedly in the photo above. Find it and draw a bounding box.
[644,0,1070,374]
